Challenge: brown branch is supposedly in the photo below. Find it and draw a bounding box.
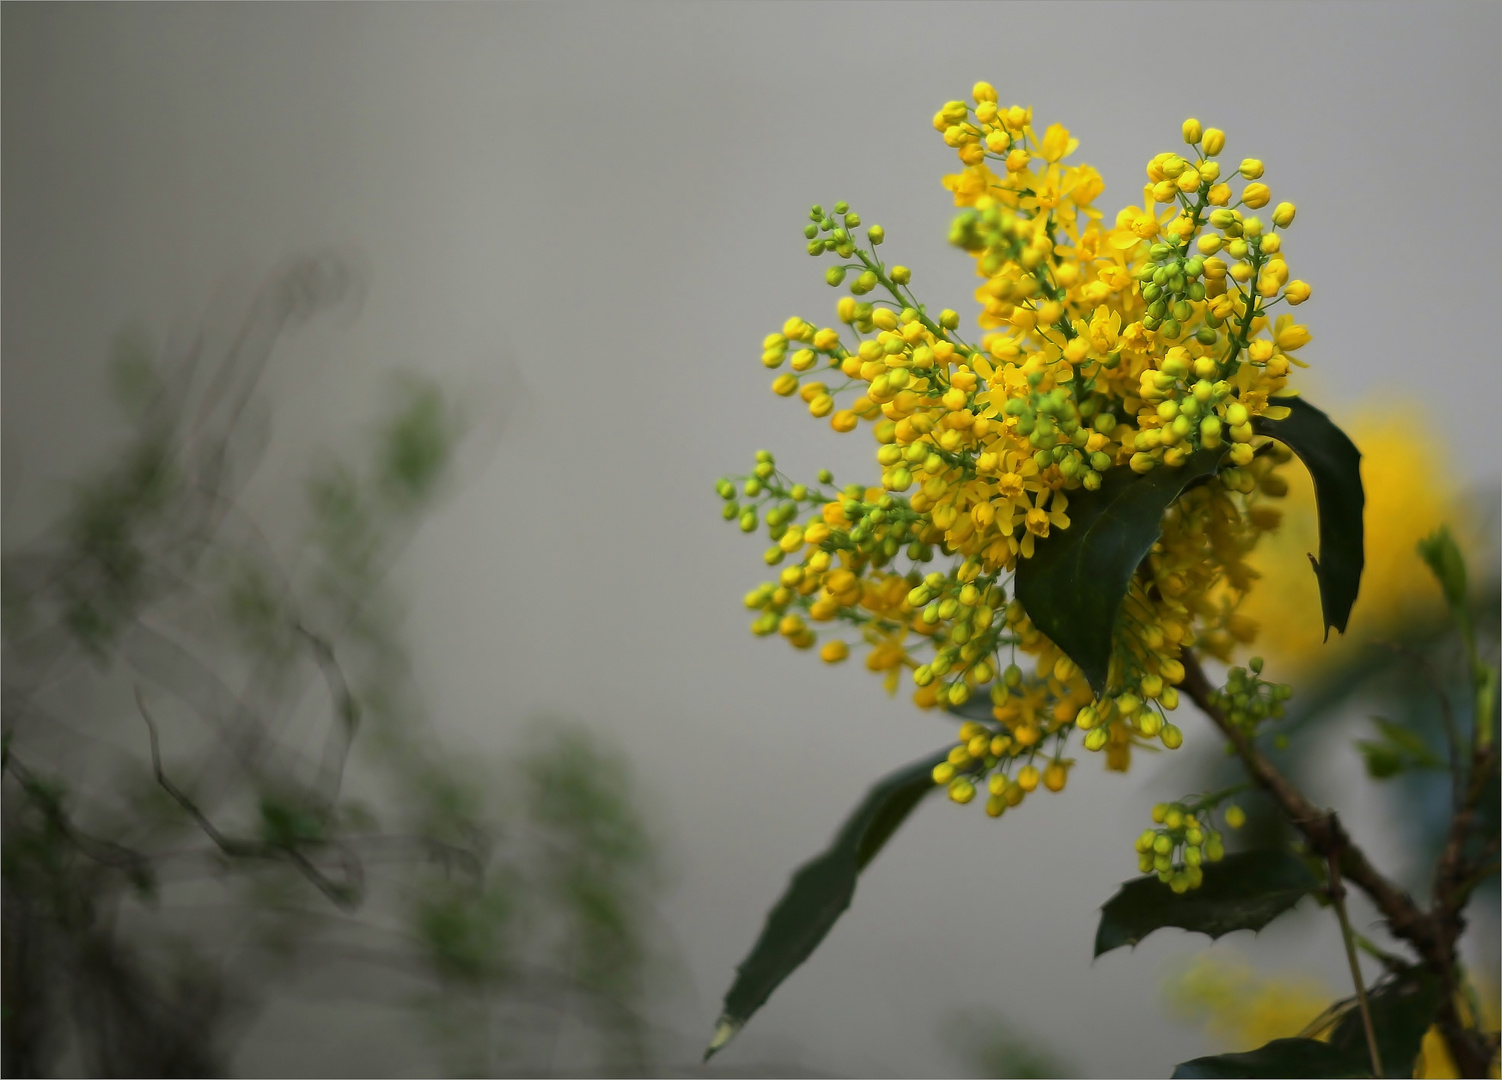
[1179,655,1430,941]
[1179,653,1498,1077]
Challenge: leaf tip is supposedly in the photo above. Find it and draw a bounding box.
[704,1017,742,1062]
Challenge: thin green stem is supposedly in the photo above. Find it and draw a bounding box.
[1327,848,1383,1078]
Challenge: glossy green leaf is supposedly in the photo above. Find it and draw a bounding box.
[705,749,948,1061]
[1329,967,1441,1078]
[1094,849,1318,957]
[1015,448,1224,693]
[1253,396,1364,638]
[1172,1037,1371,1078]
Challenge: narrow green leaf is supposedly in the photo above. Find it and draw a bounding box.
[1416,525,1468,615]
[1094,849,1318,957]
[1328,967,1441,1078]
[704,749,948,1060]
[1357,740,1405,780]
[1253,396,1364,638]
[1172,1037,1371,1078]
[1370,717,1440,765]
[1015,448,1225,693]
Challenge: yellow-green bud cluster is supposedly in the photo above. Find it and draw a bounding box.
[1136,801,1225,892]
[1206,656,1292,731]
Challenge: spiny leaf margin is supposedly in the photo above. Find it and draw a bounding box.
[1094,848,1319,957]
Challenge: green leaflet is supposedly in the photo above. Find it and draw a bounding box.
[1094,849,1318,957]
[1015,448,1224,694]
[704,749,948,1061]
[1253,396,1364,639]
[1356,716,1445,780]
[1172,1037,1372,1078]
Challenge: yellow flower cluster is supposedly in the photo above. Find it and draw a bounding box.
[721,84,1317,819]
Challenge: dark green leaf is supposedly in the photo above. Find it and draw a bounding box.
[1253,396,1364,639]
[1172,1038,1371,1078]
[705,749,947,1060]
[1015,448,1225,693]
[1329,967,1440,1078]
[1094,849,1318,957]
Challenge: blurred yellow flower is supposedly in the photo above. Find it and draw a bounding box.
[1163,951,1330,1052]
[1164,952,1499,1078]
[1235,403,1475,676]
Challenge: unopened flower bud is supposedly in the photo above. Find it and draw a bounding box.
[1241,183,1270,209]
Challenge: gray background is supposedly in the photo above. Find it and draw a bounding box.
[4,3,1499,1076]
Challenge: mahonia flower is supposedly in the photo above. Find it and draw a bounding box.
[718,85,1316,839]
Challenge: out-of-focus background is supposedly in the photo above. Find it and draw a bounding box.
[3,4,1498,1077]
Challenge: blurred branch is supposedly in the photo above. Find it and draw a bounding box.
[3,756,151,878]
[297,623,361,804]
[135,685,359,909]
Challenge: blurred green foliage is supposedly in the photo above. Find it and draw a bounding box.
[1,259,664,1077]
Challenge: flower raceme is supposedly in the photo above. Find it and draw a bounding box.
[717,87,1312,871]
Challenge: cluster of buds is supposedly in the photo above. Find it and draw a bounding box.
[1206,657,1293,731]
[1135,797,1244,893]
